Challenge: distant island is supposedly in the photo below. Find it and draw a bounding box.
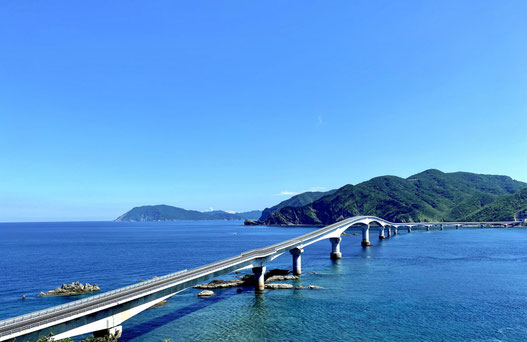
[116,205,261,222]
[262,169,527,225]
[116,169,527,226]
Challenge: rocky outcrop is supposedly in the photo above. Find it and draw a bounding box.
[197,290,215,297]
[308,285,323,289]
[244,219,264,226]
[38,281,100,296]
[265,275,298,282]
[265,283,294,289]
[193,273,256,289]
[193,269,298,289]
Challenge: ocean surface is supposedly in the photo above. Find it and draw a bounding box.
[1,221,527,341]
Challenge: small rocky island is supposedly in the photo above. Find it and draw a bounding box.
[39,281,100,297]
[191,268,325,294]
[194,269,298,289]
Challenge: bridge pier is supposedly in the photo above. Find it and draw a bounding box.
[455,225,459,230]
[480,224,485,229]
[361,226,371,246]
[426,226,430,231]
[386,227,392,237]
[330,237,343,259]
[290,248,304,275]
[252,266,267,292]
[379,228,386,240]
[440,224,444,231]
[94,325,122,339]
[407,227,412,233]
[393,227,398,235]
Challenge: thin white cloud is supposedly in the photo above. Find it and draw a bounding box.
[225,210,236,214]
[273,191,299,196]
[273,186,327,196]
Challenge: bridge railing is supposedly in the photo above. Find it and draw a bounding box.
[4,215,516,338]
[0,269,189,329]
[0,267,194,338]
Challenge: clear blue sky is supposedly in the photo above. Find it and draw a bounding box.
[1,1,526,222]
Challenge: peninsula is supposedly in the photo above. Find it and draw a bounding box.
[116,205,261,222]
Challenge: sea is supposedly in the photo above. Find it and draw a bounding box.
[1,221,527,342]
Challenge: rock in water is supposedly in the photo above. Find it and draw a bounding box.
[38,281,101,296]
[197,290,215,297]
[265,283,294,289]
[308,285,323,289]
[266,275,298,282]
[194,279,245,289]
[193,269,295,290]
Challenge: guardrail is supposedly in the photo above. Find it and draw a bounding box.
[0,269,187,329]
[1,216,516,339]
[0,245,274,339]
[0,246,274,338]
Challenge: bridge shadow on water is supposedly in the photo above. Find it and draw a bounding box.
[121,287,243,341]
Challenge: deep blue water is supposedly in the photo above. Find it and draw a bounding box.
[2,221,527,341]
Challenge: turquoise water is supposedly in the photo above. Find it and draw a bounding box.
[1,221,527,341]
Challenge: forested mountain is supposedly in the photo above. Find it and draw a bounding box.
[463,187,527,222]
[116,205,261,222]
[259,189,337,221]
[265,169,526,225]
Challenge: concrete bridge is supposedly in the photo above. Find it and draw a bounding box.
[0,216,520,341]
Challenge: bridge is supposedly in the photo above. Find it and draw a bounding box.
[0,216,520,341]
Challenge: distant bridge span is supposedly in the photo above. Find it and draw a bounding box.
[0,216,521,341]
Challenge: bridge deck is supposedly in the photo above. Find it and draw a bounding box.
[0,216,519,340]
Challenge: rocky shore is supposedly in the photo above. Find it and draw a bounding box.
[38,281,100,296]
[194,269,298,289]
[243,219,264,226]
[193,268,323,293]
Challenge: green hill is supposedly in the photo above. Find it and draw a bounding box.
[259,189,337,221]
[463,187,527,222]
[116,205,261,222]
[264,169,526,225]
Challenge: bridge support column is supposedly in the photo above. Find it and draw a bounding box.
[330,237,342,259]
[252,266,267,292]
[426,226,430,231]
[407,227,412,233]
[480,224,484,229]
[393,227,398,235]
[94,325,123,339]
[290,248,304,276]
[455,225,459,230]
[379,228,386,240]
[387,227,392,237]
[361,226,371,246]
[440,225,444,231]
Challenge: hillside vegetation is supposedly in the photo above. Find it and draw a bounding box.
[463,187,527,221]
[265,169,526,225]
[116,205,261,222]
[259,189,337,221]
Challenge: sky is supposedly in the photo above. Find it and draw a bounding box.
[1,1,526,222]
